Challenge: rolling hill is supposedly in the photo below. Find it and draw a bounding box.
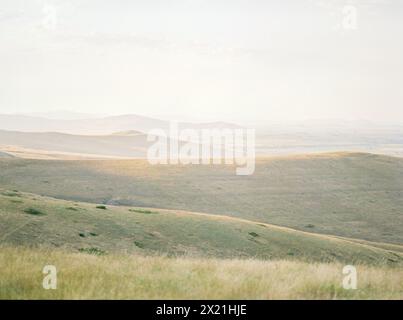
[0,129,150,158]
[0,189,402,265]
[0,152,402,244]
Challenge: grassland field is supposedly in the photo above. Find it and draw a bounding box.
[0,151,402,299]
[1,189,402,264]
[1,246,402,299]
[0,152,402,244]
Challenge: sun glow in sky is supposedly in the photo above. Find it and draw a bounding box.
[1,0,402,124]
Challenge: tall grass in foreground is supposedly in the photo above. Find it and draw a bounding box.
[0,246,402,299]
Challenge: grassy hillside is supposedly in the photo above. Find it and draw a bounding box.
[0,152,402,244]
[0,129,150,158]
[1,246,402,299]
[1,190,402,265]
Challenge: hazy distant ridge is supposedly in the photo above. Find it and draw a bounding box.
[0,113,242,135]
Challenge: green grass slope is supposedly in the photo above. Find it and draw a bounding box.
[0,152,402,244]
[0,190,402,265]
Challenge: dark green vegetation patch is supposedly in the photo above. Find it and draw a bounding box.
[78,248,106,256]
[23,208,45,216]
[129,208,158,214]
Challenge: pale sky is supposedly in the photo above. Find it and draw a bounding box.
[0,0,402,124]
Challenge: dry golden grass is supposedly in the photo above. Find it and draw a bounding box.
[0,246,402,300]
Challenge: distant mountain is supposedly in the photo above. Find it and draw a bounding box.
[20,110,106,120]
[0,114,164,135]
[0,113,242,135]
[110,130,143,136]
[0,112,245,158]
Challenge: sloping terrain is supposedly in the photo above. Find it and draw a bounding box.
[0,151,14,158]
[0,190,402,265]
[0,152,402,244]
[0,130,149,158]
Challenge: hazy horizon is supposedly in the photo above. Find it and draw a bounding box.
[1,0,402,124]
[1,110,403,128]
